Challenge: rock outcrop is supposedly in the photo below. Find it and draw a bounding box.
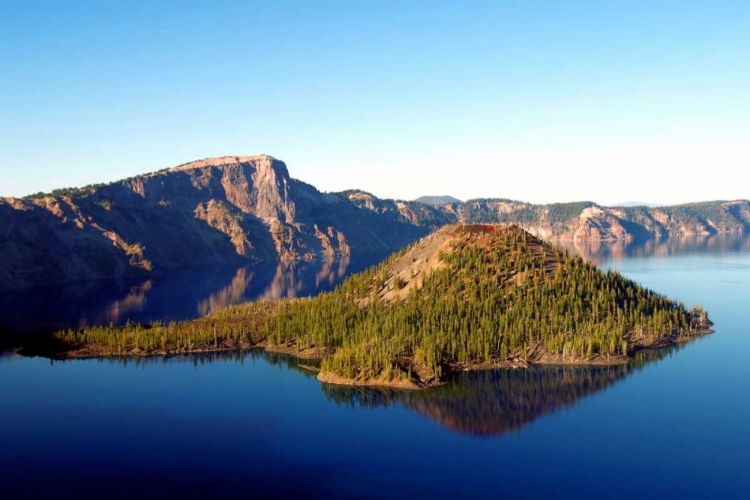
[454,199,750,240]
[348,196,750,242]
[0,156,428,291]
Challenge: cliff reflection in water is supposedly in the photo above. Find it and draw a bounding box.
[322,343,697,437]
[560,232,750,263]
[196,255,351,315]
[0,254,366,335]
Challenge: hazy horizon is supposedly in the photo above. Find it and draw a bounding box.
[2,1,748,204]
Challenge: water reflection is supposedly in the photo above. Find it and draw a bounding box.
[196,267,256,316]
[256,253,352,303]
[559,232,750,263]
[99,280,153,327]
[322,342,698,436]
[42,344,701,437]
[48,348,320,379]
[0,254,374,335]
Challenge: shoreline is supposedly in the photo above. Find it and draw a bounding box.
[17,327,713,390]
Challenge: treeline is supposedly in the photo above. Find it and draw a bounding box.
[460,200,599,226]
[23,167,179,200]
[25,183,110,199]
[269,227,700,383]
[657,201,745,229]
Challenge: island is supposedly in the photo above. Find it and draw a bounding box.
[28,224,713,389]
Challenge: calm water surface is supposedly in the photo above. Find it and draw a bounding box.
[0,255,371,334]
[1,234,749,499]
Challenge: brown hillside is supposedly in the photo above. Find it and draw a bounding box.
[366,224,564,304]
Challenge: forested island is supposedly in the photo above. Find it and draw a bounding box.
[29,224,713,389]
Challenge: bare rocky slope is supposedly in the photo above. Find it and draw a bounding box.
[0,156,429,292]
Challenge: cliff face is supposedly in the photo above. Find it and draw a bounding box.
[346,196,750,242]
[340,190,455,229]
[0,156,428,292]
[455,199,750,240]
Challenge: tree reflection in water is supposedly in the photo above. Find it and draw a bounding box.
[42,340,703,436]
[321,342,699,436]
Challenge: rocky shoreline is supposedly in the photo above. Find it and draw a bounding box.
[20,321,713,391]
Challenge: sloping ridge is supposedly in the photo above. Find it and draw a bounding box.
[0,156,429,292]
[368,224,562,304]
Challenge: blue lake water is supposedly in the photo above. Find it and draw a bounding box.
[1,234,749,499]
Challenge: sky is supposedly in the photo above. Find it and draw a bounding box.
[1,0,749,205]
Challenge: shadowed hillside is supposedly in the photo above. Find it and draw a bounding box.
[0,156,428,291]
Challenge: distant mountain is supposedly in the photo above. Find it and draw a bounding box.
[345,194,750,241]
[454,199,750,241]
[611,201,661,208]
[414,195,463,206]
[1,154,749,292]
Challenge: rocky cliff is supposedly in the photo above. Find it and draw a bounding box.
[0,156,428,292]
[457,199,750,240]
[346,195,750,242]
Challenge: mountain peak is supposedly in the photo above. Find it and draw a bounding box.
[169,154,279,172]
[414,195,463,206]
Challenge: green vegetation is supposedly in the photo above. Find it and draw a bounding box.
[25,183,110,199]
[54,300,285,354]
[546,202,598,224]
[660,201,737,228]
[23,168,178,200]
[461,199,598,226]
[51,225,711,388]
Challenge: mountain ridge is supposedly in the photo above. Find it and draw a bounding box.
[1,154,748,291]
[0,156,429,292]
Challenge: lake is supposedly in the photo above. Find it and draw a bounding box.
[1,233,749,499]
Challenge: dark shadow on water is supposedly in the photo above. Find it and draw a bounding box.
[321,342,701,437]
[0,254,381,338]
[70,342,706,438]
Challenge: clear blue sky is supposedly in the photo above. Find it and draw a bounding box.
[1,0,748,204]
